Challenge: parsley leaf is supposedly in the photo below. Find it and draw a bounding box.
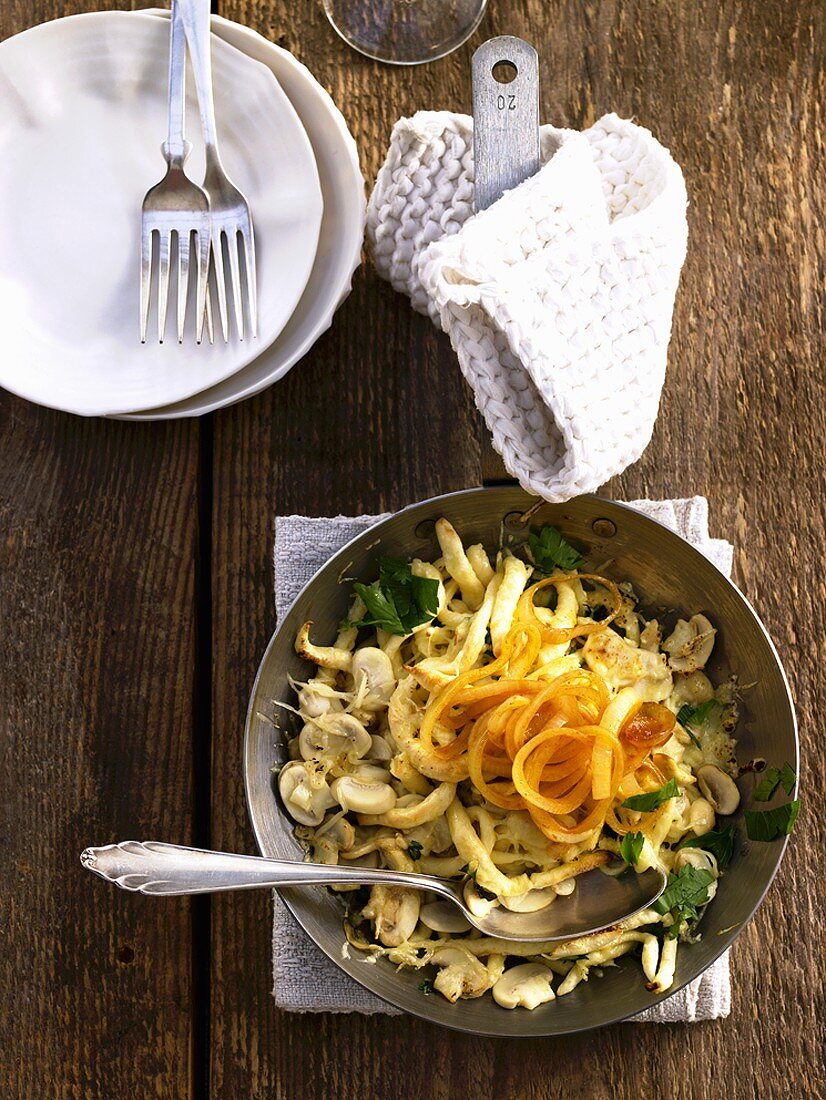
[680,825,737,870]
[676,701,719,749]
[419,979,433,995]
[677,699,717,728]
[408,840,423,861]
[352,557,439,636]
[653,864,715,937]
[528,525,584,576]
[745,800,800,841]
[754,762,797,802]
[622,778,680,813]
[620,831,645,865]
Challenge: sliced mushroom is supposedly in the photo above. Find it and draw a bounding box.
[352,762,393,784]
[367,734,394,762]
[697,765,741,815]
[662,614,716,673]
[322,816,355,851]
[688,796,716,834]
[330,775,397,815]
[295,621,353,671]
[492,964,556,1010]
[297,682,337,718]
[430,946,491,1001]
[351,647,396,707]
[419,901,472,934]
[500,887,556,913]
[362,885,420,946]
[278,760,336,826]
[298,714,372,762]
[311,836,339,865]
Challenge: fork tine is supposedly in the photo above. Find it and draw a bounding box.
[140,224,154,344]
[241,222,257,339]
[204,280,214,346]
[195,228,210,345]
[211,230,229,343]
[227,228,245,341]
[157,230,172,344]
[177,229,191,344]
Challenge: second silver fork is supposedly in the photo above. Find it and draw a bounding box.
[180,0,258,341]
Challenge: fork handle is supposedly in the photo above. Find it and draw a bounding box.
[179,0,221,162]
[164,0,189,164]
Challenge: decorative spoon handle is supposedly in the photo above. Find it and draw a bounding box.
[80,840,454,897]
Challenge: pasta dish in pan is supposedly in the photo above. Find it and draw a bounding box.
[278,517,746,1010]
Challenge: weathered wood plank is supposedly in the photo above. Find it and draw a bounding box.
[0,401,200,1100]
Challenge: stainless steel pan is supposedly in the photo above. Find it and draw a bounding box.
[244,487,797,1035]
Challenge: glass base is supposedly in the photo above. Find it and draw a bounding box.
[322,0,489,66]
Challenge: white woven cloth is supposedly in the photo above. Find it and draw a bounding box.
[271,497,732,1020]
[367,113,688,503]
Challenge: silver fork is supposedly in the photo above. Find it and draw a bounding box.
[140,0,212,344]
[180,0,258,341]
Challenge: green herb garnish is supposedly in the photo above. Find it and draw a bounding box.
[677,698,717,728]
[753,762,796,802]
[745,800,800,842]
[620,831,645,865]
[622,778,680,813]
[680,825,737,870]
[528,525,584,576]
[460,862,478,882]
[419,979,433,995]
[408,840,423,861]
[351,557,438,636]
[653,864,715,937]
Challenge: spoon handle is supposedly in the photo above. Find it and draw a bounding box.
[80,841,451,897]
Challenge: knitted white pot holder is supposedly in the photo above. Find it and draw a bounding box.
[367,112,688,503]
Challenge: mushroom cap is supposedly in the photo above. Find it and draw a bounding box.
[330,774,397,815]
[697,764,741,814]
[351,647,396,706]
[492,964,556,1010]
[419,902,472,934]
[277,760,336,826]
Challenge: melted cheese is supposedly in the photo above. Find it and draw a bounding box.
[582,630,673,701]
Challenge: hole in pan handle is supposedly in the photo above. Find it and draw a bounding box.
[471,35,541,212]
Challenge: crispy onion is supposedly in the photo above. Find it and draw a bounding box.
[516,572,623,645]
[416,592,678,845]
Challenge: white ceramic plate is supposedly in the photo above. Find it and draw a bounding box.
[119,12,365,420]
[0,12,323,416]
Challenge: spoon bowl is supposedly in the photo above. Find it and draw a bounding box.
[80,840,666,944]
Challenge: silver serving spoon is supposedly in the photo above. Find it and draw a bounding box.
[80,841,666,943]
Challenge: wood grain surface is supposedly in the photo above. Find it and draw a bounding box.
[1,0,824,1097]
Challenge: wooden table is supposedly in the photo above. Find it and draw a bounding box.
[1,1,824,1097]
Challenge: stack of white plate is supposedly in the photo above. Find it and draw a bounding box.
[0,10,364,419]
